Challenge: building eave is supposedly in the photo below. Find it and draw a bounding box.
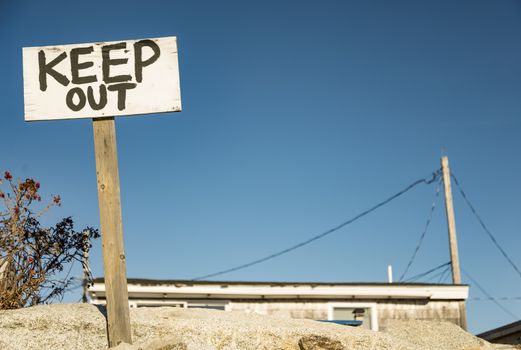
[88,278,469,302]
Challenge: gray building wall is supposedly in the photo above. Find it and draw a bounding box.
[222,299,463,328]
[377,300,462,326]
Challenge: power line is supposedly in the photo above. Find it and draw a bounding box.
[471,297,521,301]
[424,264,451,283]
[451,173,521,281]
[462,268,519,320]
[192,170,442,281]
[436,264,452,284]
[399,179,442,281]
[403,261,451,283]
[426,265,450,283]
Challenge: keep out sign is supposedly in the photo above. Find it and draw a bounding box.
[23,36,181,121]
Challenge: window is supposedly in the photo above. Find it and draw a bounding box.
[327,302,378,331]
[129,301,187,308]
[186,301,230,311]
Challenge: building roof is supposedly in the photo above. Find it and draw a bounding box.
[93,278,467,287]
[89,278,469,301]
[477,320,521,342]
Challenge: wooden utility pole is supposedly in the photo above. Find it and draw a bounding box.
[440,156,467,330]
[93,117,132,347]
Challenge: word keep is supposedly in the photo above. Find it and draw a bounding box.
[38,40,160,112]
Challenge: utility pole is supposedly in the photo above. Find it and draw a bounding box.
[440,156,467,330]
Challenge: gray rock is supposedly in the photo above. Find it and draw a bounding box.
[0,304,506,350]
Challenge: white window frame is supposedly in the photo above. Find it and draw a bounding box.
[327,302,379,331]
[128,300,188,308]
[186,300,231,311]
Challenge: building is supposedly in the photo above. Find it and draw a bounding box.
[88,279,468,331]
[478,320,521,345]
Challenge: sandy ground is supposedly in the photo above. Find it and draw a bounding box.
[0,304,516,350]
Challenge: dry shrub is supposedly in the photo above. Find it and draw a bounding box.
[0,171,99,309]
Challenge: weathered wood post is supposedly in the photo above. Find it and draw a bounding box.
[440,156,468,330]
[93,117,132,345]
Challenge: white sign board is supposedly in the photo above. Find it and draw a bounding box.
[23,36,181,121]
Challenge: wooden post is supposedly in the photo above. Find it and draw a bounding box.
[93,117,132,347]
[440,156,468,330]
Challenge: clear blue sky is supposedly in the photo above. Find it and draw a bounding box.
[1,0,520,334]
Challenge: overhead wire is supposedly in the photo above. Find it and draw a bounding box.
[451,173,521,281]
[421,264,450,283]
[192,169,442,281]
[462,268,519,320]
[424,266,449,283]
[403,261,451,283]
[399,178,442,281]
[471,296,521,301]
[436,264,452,284]
[442,265,452,283]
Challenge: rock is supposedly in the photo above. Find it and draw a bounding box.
[381,319,495,350]
[298,335,345,350]
[0,304,504,350]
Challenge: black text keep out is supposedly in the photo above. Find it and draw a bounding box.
[38,40,160,112]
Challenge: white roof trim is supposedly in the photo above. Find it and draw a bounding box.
[89,283,468,301]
